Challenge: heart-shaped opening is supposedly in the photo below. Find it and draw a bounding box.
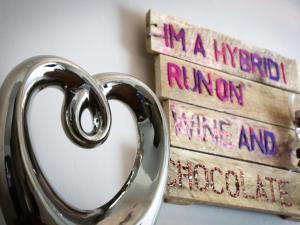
[27,87,138,210]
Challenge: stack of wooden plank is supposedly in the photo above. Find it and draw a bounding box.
[146,10,300,218]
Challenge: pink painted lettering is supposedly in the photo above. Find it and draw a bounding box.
[214,39,228,65]
[167,62,183,89]
[226,44,238,68]
[216,78,229,102]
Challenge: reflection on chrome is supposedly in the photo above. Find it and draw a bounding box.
[0,56,169,225]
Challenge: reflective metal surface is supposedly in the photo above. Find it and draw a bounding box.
[289,110,300,171]
[0,56,169,225]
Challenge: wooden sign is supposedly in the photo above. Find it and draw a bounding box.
[147,10,299,93]
[164,100,294,169]
[146,9,300,218]
[167,147,300,217]
[155,54,300,129]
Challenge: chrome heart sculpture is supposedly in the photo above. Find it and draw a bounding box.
[0,56,169,225]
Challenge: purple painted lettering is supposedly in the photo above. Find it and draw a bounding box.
[268,58,280,81]
[194,34,206,57]
[229,81,244,106]
[264,130,277,156]
[250,127,265,154]
[251,53,264,77]
[194,69,213,96]
[191,69,199,92]
[239,49,251,73]
[239,126,250,151]
[168,24,186,51]
[263,58,268,78]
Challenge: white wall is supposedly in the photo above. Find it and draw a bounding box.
[0,0,299,224]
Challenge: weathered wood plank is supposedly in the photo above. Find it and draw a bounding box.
[166,147,300,217]
[155,54,300,128]
[164,100,294,169]
[147,10,299,93]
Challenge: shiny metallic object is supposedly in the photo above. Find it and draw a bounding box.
[0,56,169,225]
[289,110,300,170]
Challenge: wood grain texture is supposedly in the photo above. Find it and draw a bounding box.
[147,10,299,93]
[156,55,300,128]
[166,147,300,217]
[164,100,294,169]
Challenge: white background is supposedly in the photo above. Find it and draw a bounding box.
[0,0,300,224]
